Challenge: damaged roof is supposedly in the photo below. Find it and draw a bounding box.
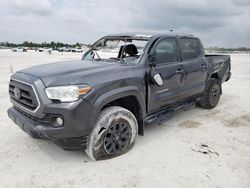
[105,32,194,39]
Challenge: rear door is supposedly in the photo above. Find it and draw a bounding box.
[148,37,184,113]
[179,37,208,98]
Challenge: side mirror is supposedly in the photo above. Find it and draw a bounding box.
[151,71,163,87]
[148,53,163,87]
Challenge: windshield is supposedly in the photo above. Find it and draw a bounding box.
[82,37,148,64]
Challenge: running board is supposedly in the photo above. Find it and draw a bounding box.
[144,100,197,125]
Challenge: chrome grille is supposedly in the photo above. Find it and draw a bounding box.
[9,79,39,111]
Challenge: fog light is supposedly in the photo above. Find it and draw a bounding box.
[56,117,63,126]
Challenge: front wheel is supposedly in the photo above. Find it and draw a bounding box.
[86,106,138,160]
[199,78,221,109]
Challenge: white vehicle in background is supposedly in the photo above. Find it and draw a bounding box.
[44,48,53,54]
[35,48,52,54]
[58,47,71,52]
[37,48,44,52]
[12,47,28,52]
[71,47,83,53]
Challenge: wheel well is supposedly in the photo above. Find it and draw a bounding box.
[101,96,144,136]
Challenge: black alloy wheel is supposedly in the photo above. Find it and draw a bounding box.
[104,121,132,155]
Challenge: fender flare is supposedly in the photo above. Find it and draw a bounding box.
[87,86,146,134]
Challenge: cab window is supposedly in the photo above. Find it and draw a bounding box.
[180,38,201,60]
[154,38,178,64]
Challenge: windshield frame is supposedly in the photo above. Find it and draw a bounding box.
[82,36,150,64]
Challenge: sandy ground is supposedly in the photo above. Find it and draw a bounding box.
[0,49,250,188]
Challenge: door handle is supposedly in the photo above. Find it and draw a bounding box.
[200,64,206,68]
[176,69,184,74]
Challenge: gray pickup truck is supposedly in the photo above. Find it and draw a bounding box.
[8,33,231,160]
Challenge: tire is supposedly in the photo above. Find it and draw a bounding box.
[199,78,221,109]
[85,106,138,160]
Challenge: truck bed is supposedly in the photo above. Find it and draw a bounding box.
[205,54,231,82]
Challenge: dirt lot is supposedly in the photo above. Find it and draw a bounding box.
[0,50,249,188]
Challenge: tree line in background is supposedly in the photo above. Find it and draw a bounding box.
[0,41,250,51]
[0,41,90,49]
[206,47,250,52]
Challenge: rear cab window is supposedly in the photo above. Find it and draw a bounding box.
[180,38,201,60]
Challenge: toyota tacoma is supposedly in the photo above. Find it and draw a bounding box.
[7,33,231,160]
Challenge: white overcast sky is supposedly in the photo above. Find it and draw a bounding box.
[0,0,249,47]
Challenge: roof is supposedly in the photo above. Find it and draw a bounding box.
[105,32,194,40]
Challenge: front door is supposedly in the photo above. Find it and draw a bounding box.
[148,37,184,113]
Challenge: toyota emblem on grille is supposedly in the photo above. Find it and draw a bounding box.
[13,87,21,100]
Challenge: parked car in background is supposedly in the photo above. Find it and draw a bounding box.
[37,48,44,52]
[71,48,83,53]
[58,47,71,52]
[12,47,28,52]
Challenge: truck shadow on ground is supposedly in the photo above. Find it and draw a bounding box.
[30,105,250,162]
[33,139,90,162]
[31,107,207,162]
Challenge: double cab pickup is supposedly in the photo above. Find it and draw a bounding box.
[8,33,231,160]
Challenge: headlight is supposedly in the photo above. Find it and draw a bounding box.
[45,85,92,102]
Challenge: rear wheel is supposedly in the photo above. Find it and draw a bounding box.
[199,78,221,109]
[86,106,138,160]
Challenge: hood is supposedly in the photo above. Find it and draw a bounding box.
[18,60,123,86]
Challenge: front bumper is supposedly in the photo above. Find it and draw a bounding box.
[8,105,90,150]
[8,73,95,150]
[8,107,45,139]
